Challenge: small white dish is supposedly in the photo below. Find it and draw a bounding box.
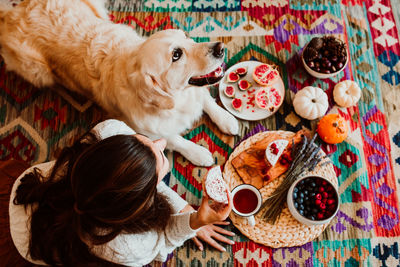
[287,175,340,226]
[218,61,285,121]
[301,40,348,79]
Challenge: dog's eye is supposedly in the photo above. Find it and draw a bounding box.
[172,48,183,62]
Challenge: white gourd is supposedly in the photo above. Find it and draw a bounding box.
[333,80,361,107]
[293,86,329,120]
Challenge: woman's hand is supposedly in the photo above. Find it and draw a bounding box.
[180,204,235,251]
[190,188,233,229]
[192,222,235,252]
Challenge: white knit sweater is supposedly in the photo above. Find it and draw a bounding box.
[9,119,197,266]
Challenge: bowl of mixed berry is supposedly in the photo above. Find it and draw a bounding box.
[301,36,348,79]
[287,175,340,226]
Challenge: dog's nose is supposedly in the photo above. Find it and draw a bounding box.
[212,42,224,58]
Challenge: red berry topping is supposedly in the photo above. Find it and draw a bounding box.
[315,199,321,205]
[279,157,290,165]
[317,213,324,219]
[319,186,325,192]
[322,192,328,198]
[320,203,326,210]
[263,174,270,181]
[271,143,277,149]
[322,181,327,186]
[322,198,327,204]
[316,194,322,200]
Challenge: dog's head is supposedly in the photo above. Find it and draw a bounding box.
[128,29,225,110]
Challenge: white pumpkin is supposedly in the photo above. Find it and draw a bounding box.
[293,86,328,120]
[333,80,361,107]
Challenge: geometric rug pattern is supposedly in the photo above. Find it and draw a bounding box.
[1,0,400,266]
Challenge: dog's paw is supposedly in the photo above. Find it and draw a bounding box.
[184,145,214,167]
[215,111,239,135]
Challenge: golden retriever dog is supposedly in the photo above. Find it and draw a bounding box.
[0,0,239,166]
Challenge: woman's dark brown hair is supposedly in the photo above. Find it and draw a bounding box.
[14,133,172,266]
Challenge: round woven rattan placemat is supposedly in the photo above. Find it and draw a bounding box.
[224,130,337,248]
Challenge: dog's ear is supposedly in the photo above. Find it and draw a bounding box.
[130,71,174,110]
[142,74,174,110]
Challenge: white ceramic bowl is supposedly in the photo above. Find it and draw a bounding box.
[287,175,340,226]
[301,39,348,79]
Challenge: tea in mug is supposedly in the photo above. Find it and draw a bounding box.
[233,188,258,214]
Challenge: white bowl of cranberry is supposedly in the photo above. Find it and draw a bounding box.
[287,175,340,226]
[301,36,348,79]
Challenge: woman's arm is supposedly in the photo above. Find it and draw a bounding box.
[157,182,188,214]
[94,190,232,266]
[93,211,198,266]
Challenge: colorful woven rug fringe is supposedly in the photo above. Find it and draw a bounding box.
[1,0,400,266]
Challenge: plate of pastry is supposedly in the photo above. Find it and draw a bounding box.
[218,61,285,121]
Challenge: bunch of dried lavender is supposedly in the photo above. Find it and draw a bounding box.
[259,134,327,224]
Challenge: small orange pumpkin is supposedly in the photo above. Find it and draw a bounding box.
[317,114,348,144]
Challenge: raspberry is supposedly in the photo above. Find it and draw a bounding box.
[322,192,328,198]
[320,203,326,210]
[283,153,292,161]
[316,194,322,200]
[271,147,279,155]
[327,199,335,205]
[317,213,324,219]
[315,199,321,205]
[279,158,288,165]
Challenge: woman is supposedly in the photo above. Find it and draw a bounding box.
[9,120,233,266]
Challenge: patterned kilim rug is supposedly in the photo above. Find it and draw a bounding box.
[1,0,400,266]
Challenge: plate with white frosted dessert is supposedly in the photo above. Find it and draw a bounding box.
[218,61,285,121]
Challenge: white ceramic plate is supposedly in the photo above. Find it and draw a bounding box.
[219,61,285,121]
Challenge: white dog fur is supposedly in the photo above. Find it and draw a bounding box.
[0,0,239,166]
